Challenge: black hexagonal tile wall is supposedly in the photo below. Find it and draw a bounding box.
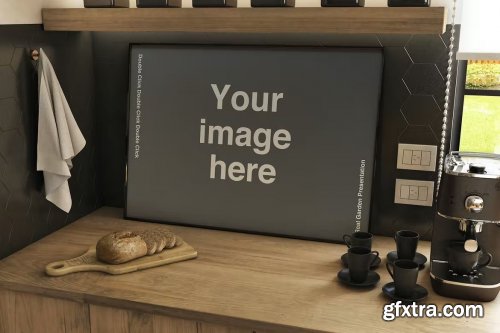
[383,47,413,80]
[0,98,21,131]
[0,180,9,210]
[10,47,27,74]
[385,205,434,239]
[401,95,441,126]
[0,26,101,260]
[404,64,445,96]
[5,191,32,225]
[0,154,6,176]
[377,34,412,47]
[0,43,14,65]
[0,212,13,258]
[0,66,16,99]
[370,25,458,240]
[8,214,35,254]
[399,125,439,146]
[405,35,447,63]
[0,130,28,168]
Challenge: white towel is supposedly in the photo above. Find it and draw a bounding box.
[37,48,86,213]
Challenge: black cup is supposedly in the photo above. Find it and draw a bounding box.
[347,247,379,283]
[343,231,373,250]
[395,230,419,260]
[448,243,492,275]
[386,259,419,298]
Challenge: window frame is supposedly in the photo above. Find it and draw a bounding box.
[464,88,500,97]
[450,60,467,151]
[451,60,500,152]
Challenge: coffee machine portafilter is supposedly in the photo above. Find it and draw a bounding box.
[430,152,500,302]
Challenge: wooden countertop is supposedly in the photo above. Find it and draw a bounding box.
[0,207,498,333]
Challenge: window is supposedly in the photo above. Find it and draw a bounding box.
[459,60,500,154]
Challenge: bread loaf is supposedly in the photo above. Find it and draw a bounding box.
[96,228,184,264]
[96,231,148,264]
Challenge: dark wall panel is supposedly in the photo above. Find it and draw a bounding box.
[93,27,459,239]
[0,25,101,259]
[371,26,459,240]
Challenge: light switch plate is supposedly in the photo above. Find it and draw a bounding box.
[397,143,437,172]
[394,179,434,207]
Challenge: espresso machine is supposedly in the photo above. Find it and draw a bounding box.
[430,152,500,302]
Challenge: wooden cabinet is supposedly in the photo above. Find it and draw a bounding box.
[0,207,499,333]
[89,304,196,333]
[0,290,266,333]
[0,290,89,333]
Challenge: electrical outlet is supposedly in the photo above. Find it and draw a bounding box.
[397,143,437,172]
[394,179,434,207]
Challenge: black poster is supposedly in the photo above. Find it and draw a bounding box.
[126,45,382,242]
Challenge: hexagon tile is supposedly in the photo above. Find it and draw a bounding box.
[402,95,442,126]
[404,64,446,96]
[0,25,101,259]
[405,34,447,64]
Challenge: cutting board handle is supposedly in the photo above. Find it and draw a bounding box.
[46,247,107,276]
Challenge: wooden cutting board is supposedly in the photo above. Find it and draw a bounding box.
[45,242,197,276]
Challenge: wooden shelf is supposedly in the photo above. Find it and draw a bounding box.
[42,7,446,34]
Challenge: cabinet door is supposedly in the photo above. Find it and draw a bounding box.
[0,289,90,333]
[89,304,197,333]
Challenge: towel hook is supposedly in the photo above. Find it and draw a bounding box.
[31,49,39,61]
[31,49,40,72]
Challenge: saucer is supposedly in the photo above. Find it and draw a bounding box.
[382,282,428,303]
[341,253,381,269]
[337,268,380,287]
[387,251,427,270]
